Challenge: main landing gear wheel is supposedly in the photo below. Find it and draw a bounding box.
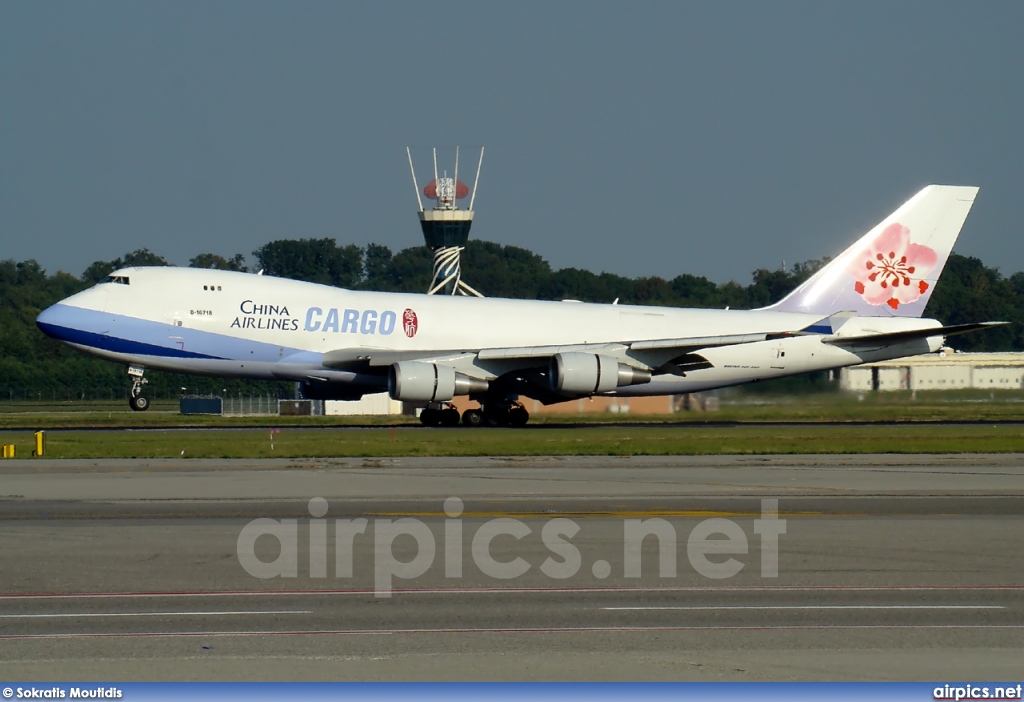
[481,401,530,427]
[508,404,529,427]
[129,395,150,412]
[462,408,484,427]
[420,404,460,427]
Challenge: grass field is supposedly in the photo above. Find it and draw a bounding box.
[0,390,1023,430]
[1,392,1022,458]
[0,423,1022,459]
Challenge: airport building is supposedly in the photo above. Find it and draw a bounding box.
[324,394,404,416]
[838,352,1024,392]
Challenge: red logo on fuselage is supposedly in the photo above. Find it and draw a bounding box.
[403,308,418,338]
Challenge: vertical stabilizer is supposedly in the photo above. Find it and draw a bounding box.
[765,185,979,317]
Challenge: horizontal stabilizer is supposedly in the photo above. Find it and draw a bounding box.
[796,311,855,335]
[825,322,1008,346]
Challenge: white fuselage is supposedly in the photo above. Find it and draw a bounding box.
[37,267,943,400]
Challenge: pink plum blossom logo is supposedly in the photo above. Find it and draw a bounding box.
[849,223,938,310]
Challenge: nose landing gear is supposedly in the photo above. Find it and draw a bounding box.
[127,365,149,412]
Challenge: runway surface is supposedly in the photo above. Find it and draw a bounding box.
[0,454,1021,680]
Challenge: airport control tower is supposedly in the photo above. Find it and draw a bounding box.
[406,146,484,296]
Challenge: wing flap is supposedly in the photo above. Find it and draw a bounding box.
[630,333,770,351]
[478,343,625,360]
[322,348,471,368]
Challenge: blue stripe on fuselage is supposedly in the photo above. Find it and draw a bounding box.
[37,321,224,359]
[36,304,307,362]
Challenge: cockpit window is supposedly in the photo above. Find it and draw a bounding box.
[99,275,130,285]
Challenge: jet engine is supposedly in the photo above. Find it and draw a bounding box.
[548,352,651,397]
[388,361,489,402]
[549,352,652,394]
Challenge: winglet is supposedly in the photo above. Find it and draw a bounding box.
[764,185,980,318]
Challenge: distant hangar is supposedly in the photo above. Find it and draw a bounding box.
[839,352,1024,392]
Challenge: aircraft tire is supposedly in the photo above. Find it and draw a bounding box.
[462,409,484,427]
[440,408,461,426]
[419,408,441,426]
[509,406,529,427]
[129,395,150,412]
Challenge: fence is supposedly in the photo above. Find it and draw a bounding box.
[221,395,286,416]
[4,388,147,402]
[3,386,293,403]
[1,389,293,414]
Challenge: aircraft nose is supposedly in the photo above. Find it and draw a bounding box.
[36,303,72,341]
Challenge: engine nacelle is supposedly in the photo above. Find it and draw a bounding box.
[549,352,652,395]
[388,361,489,402]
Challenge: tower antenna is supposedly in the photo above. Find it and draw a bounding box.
[408,146,485,296]
[469,146,484,211]
[406,147,423,212]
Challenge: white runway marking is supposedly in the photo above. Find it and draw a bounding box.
[2,623,1023,640]
[0,610,311,618]
[604,605,1006,611]
[1,584,1021,600]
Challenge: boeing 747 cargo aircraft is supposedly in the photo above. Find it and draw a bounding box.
[36,185,1002,426]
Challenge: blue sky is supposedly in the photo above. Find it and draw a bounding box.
[3,1,1021,283]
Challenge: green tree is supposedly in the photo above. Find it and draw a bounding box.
[189,253,247,271]
[2,241,1021,400]
[387,246,435,293]
[539,267,604,302]
[82,249,170,283]
[252,239,363,288]
[925,254,1020,351]
[631,277,676,305]
[669,273,720,307]
[361,244,397,291]
[460,241,552,299]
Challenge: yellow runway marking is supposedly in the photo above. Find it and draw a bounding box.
[368,510,836,519]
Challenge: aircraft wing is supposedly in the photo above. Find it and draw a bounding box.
[320,331,785,375]
[480,333,771,358]
[305,319,1007,405]
[316,321,1008,384]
